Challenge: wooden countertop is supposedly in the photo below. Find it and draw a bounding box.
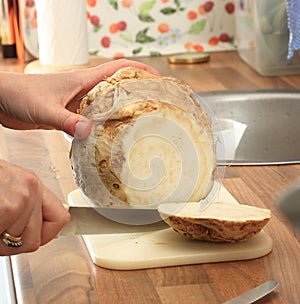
[1,51,300,304]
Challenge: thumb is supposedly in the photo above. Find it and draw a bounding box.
[40,185,70,245]
[54,109,92,139]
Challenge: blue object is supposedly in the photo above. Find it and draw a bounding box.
[286,0,300,59]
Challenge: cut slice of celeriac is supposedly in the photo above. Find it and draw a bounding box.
[158,202,271,242]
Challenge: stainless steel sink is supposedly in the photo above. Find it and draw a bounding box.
[198,90,300,165]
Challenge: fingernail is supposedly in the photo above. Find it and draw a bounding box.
[74,120,91,139]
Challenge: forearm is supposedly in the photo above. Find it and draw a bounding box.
[0,71,45,129]
[0,72,23,117]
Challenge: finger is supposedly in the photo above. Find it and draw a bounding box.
[0,162,38,234]
[96,59,160,76]
[0,184,38,237]
[39,103,92,138]
[75,59,160,96]
[58,110,92,138]
[0,196,25,235]
[74,120,92,139]
[14,198,43,252]
[40,185,70,245]
[0,205,43,255]
[0,185,43,255]
[0,205,31,240]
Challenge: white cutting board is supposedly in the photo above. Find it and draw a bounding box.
[68,187,272,270]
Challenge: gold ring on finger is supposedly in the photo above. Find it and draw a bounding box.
[1,232,23,248]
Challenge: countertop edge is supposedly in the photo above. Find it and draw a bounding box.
[0,256,16,304]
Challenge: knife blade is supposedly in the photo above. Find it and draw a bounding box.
[59,206,169,236]
[223,280,279,304]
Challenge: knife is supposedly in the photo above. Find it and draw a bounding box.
[223,280,279,304]
[59,206,169,236]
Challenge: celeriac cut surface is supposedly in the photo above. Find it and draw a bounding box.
[70,67,216,208]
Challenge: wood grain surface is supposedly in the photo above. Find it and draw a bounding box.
[0,52,300,304]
